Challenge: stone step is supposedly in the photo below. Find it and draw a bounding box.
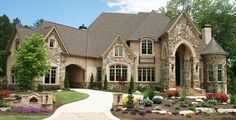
[176,87,206,96]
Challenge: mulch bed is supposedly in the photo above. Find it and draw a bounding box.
[111,98,236,120]
[0,101,62,116]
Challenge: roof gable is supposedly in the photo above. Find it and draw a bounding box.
[101,34,136,58]
[202,39,227,55]
[166,11,201,35]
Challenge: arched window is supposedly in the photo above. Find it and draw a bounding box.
[114,46,123,57]
[109,65,127,81]
[141,39,153,55]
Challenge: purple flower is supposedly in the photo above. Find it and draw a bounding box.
[14,106,49,113]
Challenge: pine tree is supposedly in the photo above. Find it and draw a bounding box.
[89,73,94,89]
[129,76,134,92]
[64,72,69,90]
[103,74,108,90]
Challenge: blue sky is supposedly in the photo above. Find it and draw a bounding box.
[0,0,167,28]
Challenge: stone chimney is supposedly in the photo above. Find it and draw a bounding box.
[202,24,212,45]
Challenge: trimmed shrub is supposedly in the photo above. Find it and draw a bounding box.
[129,76,134,93]
[152,97,163,104]
[36,84,43,91]
[126,89,134,108]
[0,99,8,107]
[103,74,108,90]
[64,72,69,90]
[0,82,4,90]
[88,74,94,89]
[164,104,171,107]
[201,102,214,108]
[230,95,236,104]
[142,98,153,107]
[144,87,155,100]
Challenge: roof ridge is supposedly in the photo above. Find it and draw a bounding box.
[43,20,80,30]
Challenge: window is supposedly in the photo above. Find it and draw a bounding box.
[114,46,123,57]
[109,65,127,81]
[11,69,18,84]
[138,67,155,81]
[209,64,214,81]
[45,67,57,84]
[15,39,19,49]
[49,39,55,48]
[141,40,153,54]
[97,67,102,82]
[218,64,222,81]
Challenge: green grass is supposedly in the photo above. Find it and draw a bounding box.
[53,90,89,105]
[0,115,47,120]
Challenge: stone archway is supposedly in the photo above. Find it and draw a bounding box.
[65,64,85,88]
[175,44,193,87]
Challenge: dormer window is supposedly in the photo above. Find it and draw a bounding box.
[114,45,123,57]
[49,39,55,48]
[141,39,153,55]
[15,39,20,49]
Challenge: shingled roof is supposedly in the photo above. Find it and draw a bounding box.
[202,39,227,55]
[10,11,226,58]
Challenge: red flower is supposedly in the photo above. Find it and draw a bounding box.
[164,90,179,98]
[206,93,228,102]
[0,90,11,98]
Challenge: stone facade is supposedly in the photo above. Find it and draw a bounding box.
[6,12,227,94]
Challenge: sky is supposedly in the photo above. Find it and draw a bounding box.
[0,0,168,28]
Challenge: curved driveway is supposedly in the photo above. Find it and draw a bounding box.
[45,89,119,120]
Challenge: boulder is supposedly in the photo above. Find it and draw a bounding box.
[191,102,198,105]
[0,107,11,112]
[134,91,142,95]
[179,110,195,116]
[195,107,216,114]
[156,110,168,115]
[195,99,204,103]
[217,108,236,113]
[153,96,163,100]
[152,110,158,113]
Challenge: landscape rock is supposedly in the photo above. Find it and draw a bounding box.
[0,107,11,112]
[179,110,195,116]
[134,91,142,95]
[195,107,216,114]
[152,110,158,113]
[156,110,168,115]
[195,99,204,103]
[217,108,236,113]
[153,96,163,100]
[191,102,198,104]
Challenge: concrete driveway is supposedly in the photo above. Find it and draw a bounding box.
[45,89,119,120]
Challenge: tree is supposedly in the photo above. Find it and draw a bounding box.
[33,19,44,28]
[64,72,69,90]
[103,74,108,90]
[129,76,134,92]
[126,88,134,108]
[88,73,94,89]
[13,17,22,27]
[14,34,50,91]
[160,60,169,92]
[0,14,14,50]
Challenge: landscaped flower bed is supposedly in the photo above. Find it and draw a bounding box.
[13,107,50,113]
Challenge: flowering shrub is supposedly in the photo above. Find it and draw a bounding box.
[206,93,228,102]
[0,90,11,98]
[164,90,179,98]
[122,96,138,105]
[13,107,49,113]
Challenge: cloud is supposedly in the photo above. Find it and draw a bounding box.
[104,0,168,13]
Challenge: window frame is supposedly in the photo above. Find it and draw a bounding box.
[44,67,57,85]
[114,45,124,57]
[217,64,223,81]
[140,39,154,55]
[138,67,155,82]
[109,65,127,81]
[48,38,56,48]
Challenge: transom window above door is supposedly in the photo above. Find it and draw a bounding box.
[114,45,123,57]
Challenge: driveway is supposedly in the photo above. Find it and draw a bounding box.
[45,89,119,120]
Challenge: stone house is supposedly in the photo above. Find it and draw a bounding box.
[6,11,227,94]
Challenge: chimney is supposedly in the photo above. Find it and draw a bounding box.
[79,24,87,30]
[202,24,212,45]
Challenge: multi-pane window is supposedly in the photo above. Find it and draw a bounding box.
[45,67,57,84]
[114,46,123,57]
[109,65,127,81]
[138,67,155,81]
[218,64,222,81]
[49,39,55,48]
[209,64,214,81]
[97,67,102,82]
[141,40,153,54]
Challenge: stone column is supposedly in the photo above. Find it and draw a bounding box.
[192,57,200,88]
[168,56,176,89]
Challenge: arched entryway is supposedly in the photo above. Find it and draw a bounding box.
[175,44,193,87]
[65,64,85,88]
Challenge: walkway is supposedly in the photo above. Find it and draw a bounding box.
[45,89,119,120]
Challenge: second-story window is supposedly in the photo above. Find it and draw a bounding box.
[141,39,153,55]
[218,64,222,81]
[114,46,123,57]
[49,39,55,48]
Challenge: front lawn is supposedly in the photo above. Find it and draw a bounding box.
[0,115,47,120]
[53,90,89,105]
